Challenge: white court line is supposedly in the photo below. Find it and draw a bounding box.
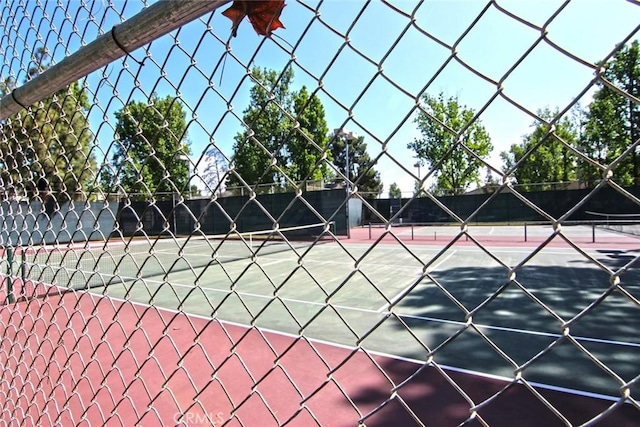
[121,273,383,315]
[377,250,457,313]
[124,278,639,351]
[154,247,440,273]
[103,294,631,403]
[132,242,631,266]
[229,290,378,314]
[335,242,611,256]
[397,313,640,349]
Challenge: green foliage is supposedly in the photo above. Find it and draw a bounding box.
[290,86,330,181]
[0,49,96,201]
[226,67,330,193]
[582,40,640,187]
[0,76,16,96]
[388,182,402,199]
[413,180,424,197]
[500,107,578,191]
[408,92,493,195]
[103,94,190,199]
[330,133,383,197]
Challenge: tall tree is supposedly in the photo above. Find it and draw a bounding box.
[408,93,493,195]
[103,94,190,199]
[582,40,640,187]
[388,182,402,199]
[330,133,383,197]
[226,67,331,194]
[0,49,96,201]
[413,180,424,197]
[289,86,330,182]
[500,108,578,191]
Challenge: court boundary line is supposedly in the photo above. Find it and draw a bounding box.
[99,294,628,404]
[396,313,640,349]
[22,260,640,352]
[340,243,640,256]
[9,281,629,404]
[15,271,640,352]
[62,270,639,352]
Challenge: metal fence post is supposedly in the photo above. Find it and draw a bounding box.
[172,192,178,235]
[6,246,14,304]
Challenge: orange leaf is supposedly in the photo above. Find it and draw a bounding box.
[222,0,286,37]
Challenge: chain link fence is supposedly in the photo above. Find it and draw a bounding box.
[1,1,639,425]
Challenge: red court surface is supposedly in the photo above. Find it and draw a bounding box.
[1,288,638,426]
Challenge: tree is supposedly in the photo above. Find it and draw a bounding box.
[0,76,16,96]
[226,67,330,193]
[582,40,640,187]
[413,180,425,197]
[102,94,190,199]
[500,107,578,191]
[408,93,493,195]
[0,49,96,201]
[329,133,383,197]
[388,182,402,199]
[289,86,330,183]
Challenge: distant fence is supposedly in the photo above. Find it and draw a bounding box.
[0,189,347,245]
[366,186,640,224]
[118,189,348,237]
[0,200,118,245]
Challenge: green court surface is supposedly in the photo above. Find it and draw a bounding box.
[15,226,638,400]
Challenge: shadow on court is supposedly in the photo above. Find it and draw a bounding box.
[347,355,640,427]
[384,261,639,409]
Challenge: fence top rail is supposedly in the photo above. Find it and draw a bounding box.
[0,0,230,120]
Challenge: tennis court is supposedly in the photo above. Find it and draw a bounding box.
[2,1,640,424]
[5,223,638,399]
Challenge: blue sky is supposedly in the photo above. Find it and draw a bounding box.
[3,0,640,195]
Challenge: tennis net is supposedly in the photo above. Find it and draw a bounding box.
[586,210,640,236]
[1,222,335,302]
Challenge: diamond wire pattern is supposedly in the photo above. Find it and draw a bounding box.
[1,0,640,425]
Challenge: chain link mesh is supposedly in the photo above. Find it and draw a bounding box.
[1,1,639,425]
